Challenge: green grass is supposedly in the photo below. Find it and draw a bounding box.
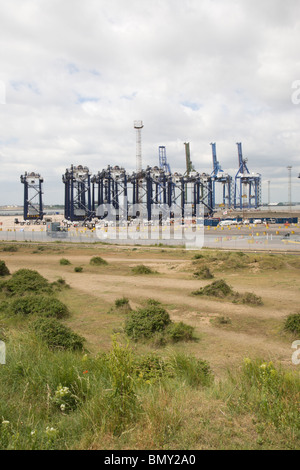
[0,248,299,450]
[0,331,298,450]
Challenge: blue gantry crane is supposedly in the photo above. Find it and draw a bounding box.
[62,164,93,221]
[20,171,44,221]
[158,146,171,174]
[210,142,232,210]
[234,142,261,209]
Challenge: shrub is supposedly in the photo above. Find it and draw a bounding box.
[2,269,52,296]
[2,245,18,252]
[239,292,263,306]
[146,299,161,306]
[0,260,10,277]
[31,317,84,351]
[134,353,169,383]
[165,321,195,342]
[193,265,214,279]
[51,277,70,290]
[8,295,69,319]
[114,297,131,311]
[192,253,204,260]
[214,315,232,325]
[284,313,300,335]
[192,279,233,298]
[74,267,83,273]
[125,304,171,340]
[59,258,71,266]
[90,256,108,266]
[168,352,213,388]
[131,265,155,275]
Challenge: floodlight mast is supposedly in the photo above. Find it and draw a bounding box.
[134,120,144,174]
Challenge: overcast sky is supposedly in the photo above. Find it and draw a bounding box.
[0,0,300,205]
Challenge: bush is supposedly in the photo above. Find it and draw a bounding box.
[239,292,263,306]
[2,269,52,296]
[7,295,69,319]
[146,299,161,306]
[0,260,10,277]
[168,352,213,388]
[165,321,195,342]
[192,279,233,298]
[114,297,131,312]
[125,304,171,340]
[59,258,71,266]
[193,265,214,279]
[90,256,108,266]
[131,265,155,275]
[284,313,300,335]
[192,253,204,260]
[74,267,83,273]
[51,277,70,290]
[134,353,169,383]
[214,315,232,325]
[2,245,18,252]
[31,317,84,350]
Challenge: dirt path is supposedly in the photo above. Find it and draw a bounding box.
[1,248,298,373]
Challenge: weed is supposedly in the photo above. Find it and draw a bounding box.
[168,352,213,388]
[2,245,18,252]
[131,265,156,275]
[214,315,232,325]
[284,313,300,335]
[74,267,83,273]
[193,265,214,279]
[165,321,195,343]
[59,258,71,266]
[90,256,108,266]
[51,278,70,290]
[238,292,263,306]
[192,279,233,298]
[114,297,132,314]
[192,253,204,260]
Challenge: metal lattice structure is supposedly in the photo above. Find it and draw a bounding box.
[62,165,93,221]
[159,146,171,174]
[91,165,213,222]
[210,142,233,210]
[234,142,261,209]
[20,172,44,220]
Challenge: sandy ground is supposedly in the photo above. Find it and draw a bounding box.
[1,244,299,377]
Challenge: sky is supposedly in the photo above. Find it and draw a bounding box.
[0,0,300,206]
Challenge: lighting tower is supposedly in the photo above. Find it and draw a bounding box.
[287,166,292,212]
[134,120,144,173]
